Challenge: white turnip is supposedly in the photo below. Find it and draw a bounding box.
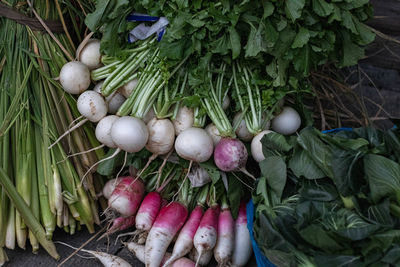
[250,130,273,163]
[175,127,213,163]
[95,115,119,148]
[59,61,90,94]
[173,106,194,135]
[271,107,301,135]
[111,116,148,153]
[78,39,102,70]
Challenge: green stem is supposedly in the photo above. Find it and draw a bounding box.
[0,167,60,259]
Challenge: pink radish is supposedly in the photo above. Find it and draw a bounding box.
[231,202,252,267]
[145,202,188,267]
[135,192,161,232]
[102,178,122,199]
[108,177,145,217]
[214,205,234,266]
[189,247,213,266]
[162,205,204,267]
[99,216,135,240]
[193,205,220,265]
[126,242,195,267]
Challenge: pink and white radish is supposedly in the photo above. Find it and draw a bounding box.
[59,61,91,94]
[173,106,194,135]
[126,242,195,267]
[205,123,221,145]
[231,202,252,267]
[98,215,136,240]
[214,205,235,266]
[193,205,220,265]
[102,178,123,199]
[78,39,102,70]
[271,107,301,135]
[162,205,204,267]
[134,191,161,241]
[251,130,273,163]
[144,202,188,267]
[108,177,145,217]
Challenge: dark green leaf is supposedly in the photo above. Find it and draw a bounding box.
[96,148,125,176]
[85,0,112,30]
[289,146,325,179]
[228,27,241,59]
[364,154,400,203]
[227,174,243,218]
[300,180,338,201]
[261,131,293,156]
[382,246,400,265]
[312,0,334,17]
[291,27,310,49]
[259,156,287,200]
[285,0,306,22]
[314,254,362,267]
[299,224,344,251]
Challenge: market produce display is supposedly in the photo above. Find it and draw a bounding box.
[0,0,388,266]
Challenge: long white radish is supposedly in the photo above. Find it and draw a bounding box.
[59,61,90,94]
[57,242,131,267]
[214,206,235,266]
[173,106,194,135]
[231,203,252,267]
[250,130,273,163]
[193,205,220,265]
[126,242,195,267]
[162,205,203,267]
[145,202,188,267]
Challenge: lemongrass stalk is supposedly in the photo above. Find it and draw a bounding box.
[15,217,27,250]
[35,126,56,239]
[5,206,15,250]
[0,247,8,266]
[29,148,40,253]
[0,167,59,260]
[69,214,76,235]
[50,162,63,227]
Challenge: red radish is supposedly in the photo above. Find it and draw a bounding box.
[108,177,145,217]
[193,205,220,265]
[214,138,248,172]
[99,216,136,240]
[102,178,122,199]
[145,202,188,267]
[232,202,252,267]
[163,205,204,267]
[214,206,235,266]
[126,242,195,267]
[135,192,161,232]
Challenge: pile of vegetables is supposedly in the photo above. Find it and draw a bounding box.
[0,0,381,266]
[0,0,104,263]
[253,127,400,266]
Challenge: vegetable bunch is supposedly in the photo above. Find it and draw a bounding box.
[253,127,400,266]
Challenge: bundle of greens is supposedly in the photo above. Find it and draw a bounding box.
[252,126,400,266]
[86,0,374,90]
